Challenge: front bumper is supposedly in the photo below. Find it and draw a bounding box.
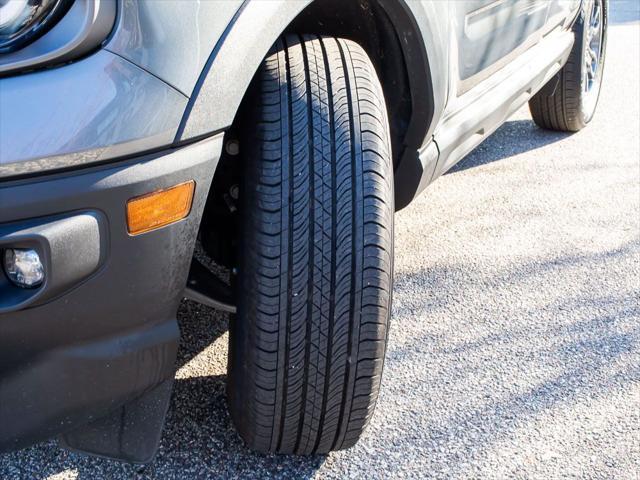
[0,134,222,458]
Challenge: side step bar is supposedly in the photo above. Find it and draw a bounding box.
[184,258,236,313]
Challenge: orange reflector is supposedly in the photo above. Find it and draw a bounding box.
[127,181,195,235]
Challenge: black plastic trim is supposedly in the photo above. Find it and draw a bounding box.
[174,0,250,141]
[0,134,222,457]
[0,211,107,313]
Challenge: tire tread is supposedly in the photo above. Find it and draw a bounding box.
[229,34,393,455]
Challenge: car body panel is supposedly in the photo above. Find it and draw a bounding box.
[178,0,451,148]
[396,0,580,208]
[382,0,450,147]
[0,0,579,191]
[177,0,310,140]
[451,0,550,94]
[431,26,574,178]
[0,50,188,178]
[547,0,583,32]
[105,0,244,97]
[442,0,580,118]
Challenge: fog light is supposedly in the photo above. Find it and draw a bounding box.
[3,248,45,288]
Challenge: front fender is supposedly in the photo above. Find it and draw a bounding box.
[176,0,449,146]
[176,0,314,141]
[107,0,451,210]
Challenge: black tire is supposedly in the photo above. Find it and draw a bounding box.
[227,34,394,454]
[529,0,608,132]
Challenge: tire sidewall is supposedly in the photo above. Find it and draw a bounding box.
[577,0,608,125]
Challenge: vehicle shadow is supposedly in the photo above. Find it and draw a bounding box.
[384,239,640,476]
[446,119,571,174]
[149,302,326,479]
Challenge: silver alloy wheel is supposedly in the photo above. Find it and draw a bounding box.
[583,0,604,114]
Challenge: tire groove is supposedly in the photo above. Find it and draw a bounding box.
[332,38,358,451]
[295,34,315,454]
[313,35,338,454]
[275,36,295,452]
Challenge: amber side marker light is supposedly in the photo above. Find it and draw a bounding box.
[127,181,195,235]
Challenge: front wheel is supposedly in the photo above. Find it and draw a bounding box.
[227,35,394,454]
[529,0,608,131]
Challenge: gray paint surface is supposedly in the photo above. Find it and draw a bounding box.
[431,26,573,177]
[105,0,244,97]
[452,0,549,84]
[402,0,450,144]
[0,50,187,177]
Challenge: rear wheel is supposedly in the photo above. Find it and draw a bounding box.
[529,0,608,131]
[227,34,394,454]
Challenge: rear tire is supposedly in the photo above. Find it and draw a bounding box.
[227,35,394,454]
[529,0,608,132]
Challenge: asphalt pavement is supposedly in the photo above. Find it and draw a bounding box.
[1,2,638,479]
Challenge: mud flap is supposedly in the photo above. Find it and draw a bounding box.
[59,379,173,464]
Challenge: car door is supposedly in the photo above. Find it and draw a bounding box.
[450,0,551,97]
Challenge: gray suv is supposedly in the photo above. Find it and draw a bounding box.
[0,0,607,463]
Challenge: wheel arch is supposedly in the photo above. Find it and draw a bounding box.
[176,0,441,208]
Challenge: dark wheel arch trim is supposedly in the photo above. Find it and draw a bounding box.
[176,0,437,210]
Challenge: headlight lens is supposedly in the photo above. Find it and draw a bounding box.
[0,0,72,53]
